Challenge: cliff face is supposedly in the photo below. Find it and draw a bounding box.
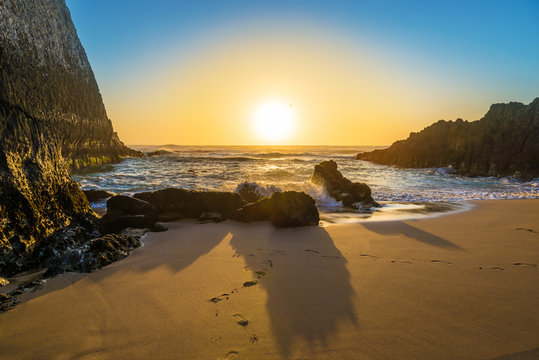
[0,0,140,168]
[0,0,140,275]
[358,99,539,179]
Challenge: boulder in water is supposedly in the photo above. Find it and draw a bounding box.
[134,188,244,221]
[147,150,173,157]
[233,191,319,227]
[83,189,115,202]
[311,160,377,209]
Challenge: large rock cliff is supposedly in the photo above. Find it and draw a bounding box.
[0,0,141,275]
[358,99,539,179]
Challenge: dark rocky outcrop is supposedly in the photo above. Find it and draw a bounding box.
[233,191,320,227]
[357,99,539,179]
[34,228,140,275]
[83,189,115,202]
[0,0,141,276]
[103,196,158,222]
[312,160,377,209]
[101,188,320,228]
[135,188,244,221]
[147,150,173,157]
[101,195,158,233]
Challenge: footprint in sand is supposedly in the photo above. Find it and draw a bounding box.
[209,293,230,303]
[219,350,239,359]
[478,266,504,271]
[431,260,453,265]
[513,262,538,268]
[243,281,258,287]
[232,314,249,326]
[263,259,273,268]
[305,249,320,254]
[390,260,413,264]
[360,254,379,260]
[254,271,266,279]
[515,228,538,234]
[250,335,258,343]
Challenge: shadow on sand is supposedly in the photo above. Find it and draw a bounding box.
[361,221,462,249]
[19,221,231,301]
[14,221,359,358]
[229,224,358,357]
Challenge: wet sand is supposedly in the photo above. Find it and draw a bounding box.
[1,199,538,359]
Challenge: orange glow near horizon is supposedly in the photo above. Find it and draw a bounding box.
[101,22,493,146]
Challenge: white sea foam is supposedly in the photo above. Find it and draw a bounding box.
[234,181,282,198]
[75,145,538,223]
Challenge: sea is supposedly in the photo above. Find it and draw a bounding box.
[73,145,539,224]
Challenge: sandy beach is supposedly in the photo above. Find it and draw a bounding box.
[1,199,538,359]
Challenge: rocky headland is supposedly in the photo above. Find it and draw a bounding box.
[0,0,141,278]
[358,99,539,179]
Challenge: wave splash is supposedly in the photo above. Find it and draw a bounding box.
[73,145,538,223]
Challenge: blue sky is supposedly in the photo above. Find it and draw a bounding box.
[66,0,539,145]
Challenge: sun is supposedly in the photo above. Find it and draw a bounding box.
[252,101,296,143]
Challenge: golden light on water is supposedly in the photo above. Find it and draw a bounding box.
[252,101,296,143]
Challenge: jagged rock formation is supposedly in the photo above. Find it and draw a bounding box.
[233,191,320,227]
[134,188,245,221]
[312,160,377,209]
[101,188,320,230]
[358,99,539,179]
[0,0,140,276]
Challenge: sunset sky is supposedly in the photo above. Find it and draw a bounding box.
[66,0,539,146]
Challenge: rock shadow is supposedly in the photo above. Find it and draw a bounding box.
[490,347,539,360]
[19,222,230,302]
[229,224,358,357]
[361,221,462,249]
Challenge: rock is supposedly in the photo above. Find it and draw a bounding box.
[0,277,9,287]
[234,191,320,227]
[0,0,141,276]
[151,222,168,232]
[34,229,140,275]
[0,293,18,313]
[357,99,539,179]
[147,150,172,157]
[234,182,282,203]
[83,234,140,272]
[311,160,377,209]
[135,188,244,221]
[103,215,154,233]
[198,212,225,223]
[103,195,157,221]
[83,189,115,202]
[101,196,158,232]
